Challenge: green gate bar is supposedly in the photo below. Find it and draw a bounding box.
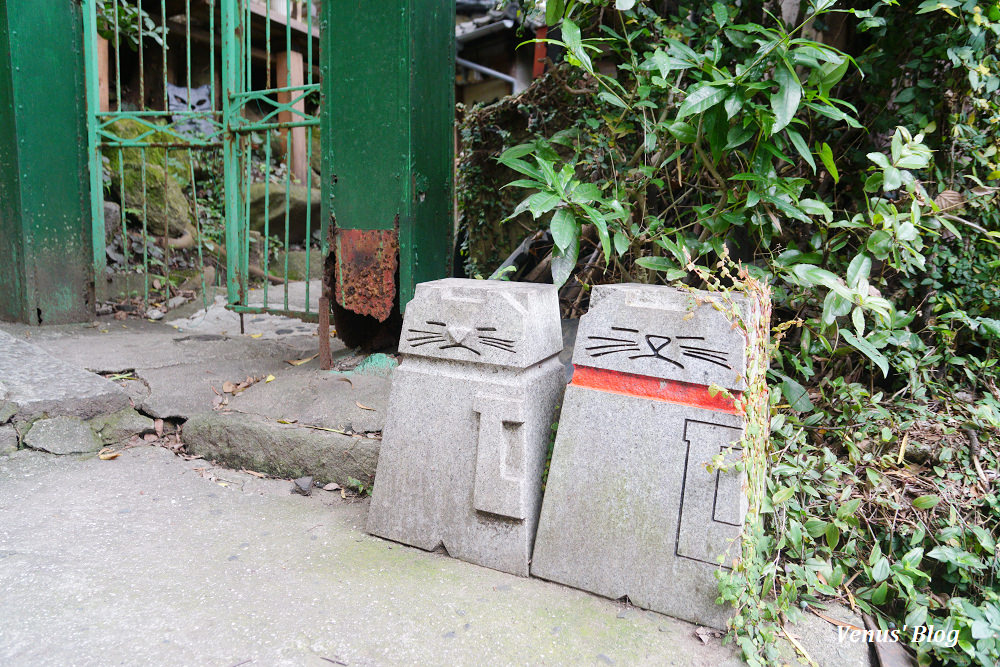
[0,0,94,325]
[322,1,455,321]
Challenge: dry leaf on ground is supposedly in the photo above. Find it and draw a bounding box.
[285,354,318,366]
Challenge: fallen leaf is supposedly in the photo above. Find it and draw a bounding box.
[98,448,121,460]
[285,354,318,366]
[355,401,375,411]
[152,278,162,290]
[277,418,298,424]
[222,381,237,393]
[249,333,263,339]
[143,433,158,442]
[336,377,354,388]
[323,482,341,491]
[241,469,266,478]
[154,419,164,436]
[114,311,127,320]
[265,374,275,383]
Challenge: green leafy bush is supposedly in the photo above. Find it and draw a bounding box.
[482,1,1000,664]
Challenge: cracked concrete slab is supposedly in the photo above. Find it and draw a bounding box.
[0,446,742,666]
[0,330,128,422]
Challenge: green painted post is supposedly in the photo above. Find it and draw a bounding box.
[0,0,95,324]
[221,0,247,307]
[322,1,455,319]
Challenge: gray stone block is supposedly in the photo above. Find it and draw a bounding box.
[0,424,17,456]
[367,279,565,576]
[182,412,379,488]
[88,408,155,445]
[23,416,102,455]
[0,331,128,421]
[532,283,769,629]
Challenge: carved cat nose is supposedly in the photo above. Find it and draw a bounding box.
[447,326,472,344]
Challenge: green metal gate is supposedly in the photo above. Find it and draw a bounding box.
[83,0,323,320]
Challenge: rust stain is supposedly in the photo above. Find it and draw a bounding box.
[334,228,398,322]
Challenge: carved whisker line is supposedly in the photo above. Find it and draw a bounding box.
[611,327,640,333]
[479,339,514,347]
[587,336,638,344]
[406,335,446,342]
[408,328,446,336]
[476,327,497,332]
[682,352,732,369]
[425,320,446,327]
[439,343,482,356]
[480,342,516,353]
[675,336,705,340]
[586,343,644,351]
[629,353,684,368]
[409,339,446,347]
[479,339,515,347]
[590,347,641,357]
[478,336,515,343]
[679,345,727,355]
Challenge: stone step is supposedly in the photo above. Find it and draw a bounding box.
[0,330,129,424]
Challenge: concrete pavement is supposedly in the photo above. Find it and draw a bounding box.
[0,446,742,666]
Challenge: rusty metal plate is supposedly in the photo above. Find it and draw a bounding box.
[334,228,398,322]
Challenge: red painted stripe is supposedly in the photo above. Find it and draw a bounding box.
[569,365,743,415]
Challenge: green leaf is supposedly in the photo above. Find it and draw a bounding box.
[549,208,578,253]
[786,129,816,173]
[837,498,862,518]
[635,256,675,272]
[805,518,828,537]
[817,142,839,183]
[871,581,888,605]
[825,522,841,549]
[528,192,561,218]
[818,59,849,97]
[500,144,536,161]
[866,230,893,259]
[781,376,813,412]
[912,494,940,509]
[846,254,872,288]
[613,231,629,256]
[712,1,728,26]
[550,239,578,289]
[570,183,602,203]
[770,61,802,134]
[839,328,890,377]
[598,91,628,109]
[883,166,902,191]
[872,557,890,582]
[867,152,890,169]
[772,486,795,504]
[546,0,565,26]
[667,121,697,143]
[677,83,729,120]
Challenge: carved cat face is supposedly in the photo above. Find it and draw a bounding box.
[398,278,562,369]
[405,320,516,356]
[583,327,732,370]
[572,283,749,390]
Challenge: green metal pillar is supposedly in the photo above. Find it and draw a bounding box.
[321,1,455,322]
[0,0,94,324]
